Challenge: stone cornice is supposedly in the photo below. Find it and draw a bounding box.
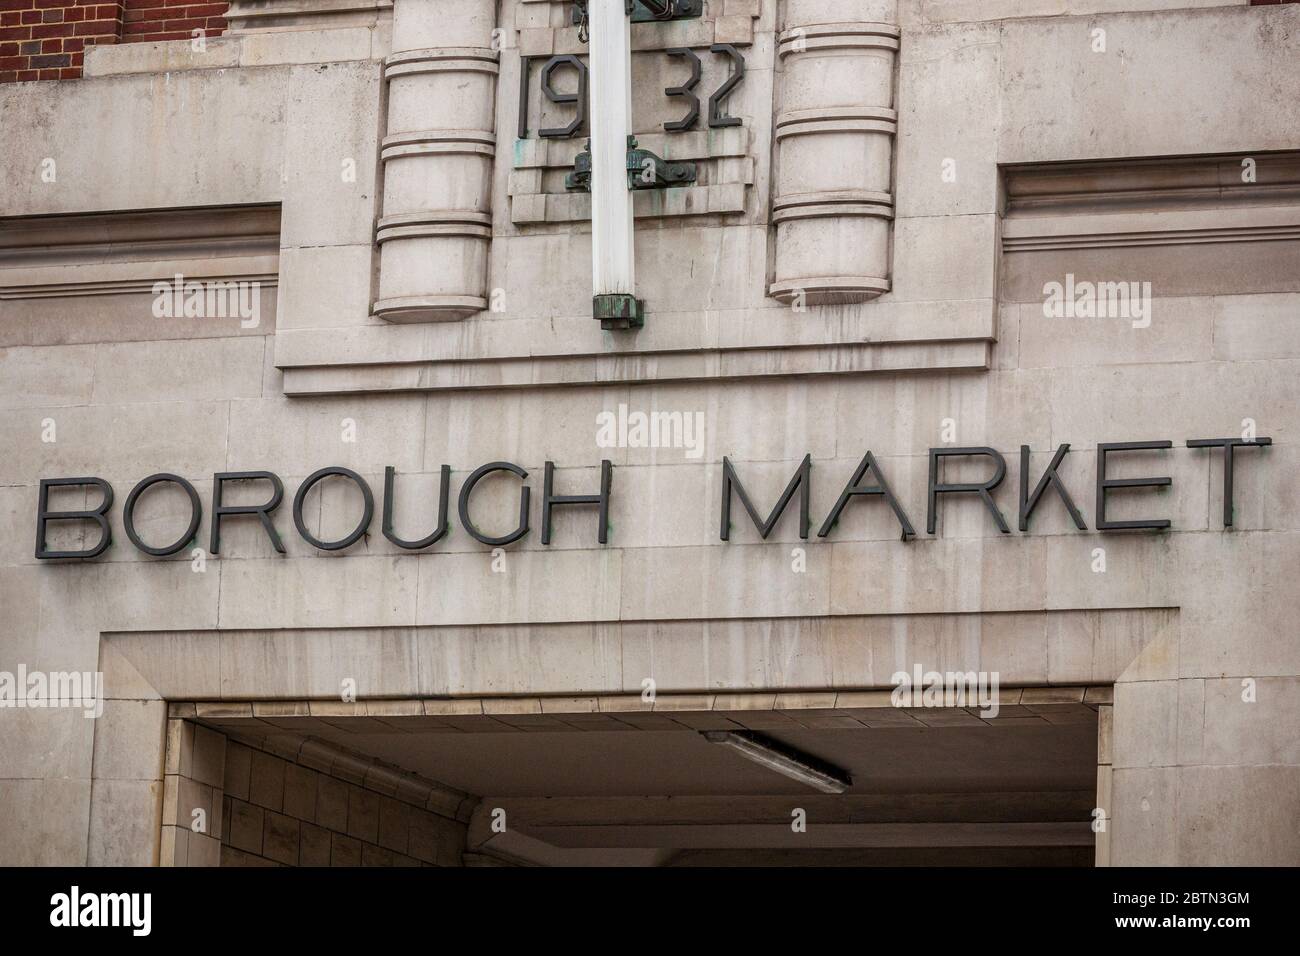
[225,0,394,35]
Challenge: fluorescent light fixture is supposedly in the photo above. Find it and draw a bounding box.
[703,731,852,794]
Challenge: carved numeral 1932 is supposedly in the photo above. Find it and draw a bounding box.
[518,45,745,139]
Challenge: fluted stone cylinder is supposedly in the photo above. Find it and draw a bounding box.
[375,0,498,322]
[771,0,899,305]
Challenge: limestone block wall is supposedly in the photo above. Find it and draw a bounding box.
[159,718,226,866]
[217,733,470,867]
[374,0,499,322]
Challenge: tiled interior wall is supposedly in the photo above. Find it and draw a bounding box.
[1095,703,1114,867]
[218,735,469,867]
[160,718,227,866]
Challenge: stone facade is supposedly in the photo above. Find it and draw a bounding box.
[1,0,1298,866]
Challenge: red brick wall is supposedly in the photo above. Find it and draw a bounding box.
[123,0,227,44]
[0,1,121,82]
[0,0,227,83]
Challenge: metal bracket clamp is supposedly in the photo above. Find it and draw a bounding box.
[573,0,703,32]
[564,140,593,191]
[566,137,696,191]
[631,0,704,21]
[593,292,644,330]
[626,138,696,189]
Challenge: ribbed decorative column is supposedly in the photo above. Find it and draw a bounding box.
[770,1,899,305]
[374,0,498,322]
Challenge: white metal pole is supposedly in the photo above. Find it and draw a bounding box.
[588,0,636,313]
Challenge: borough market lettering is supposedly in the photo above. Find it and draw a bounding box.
[34,438,1269,560]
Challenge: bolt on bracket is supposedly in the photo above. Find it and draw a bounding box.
[566,137,697,192]
[573,0,703,29]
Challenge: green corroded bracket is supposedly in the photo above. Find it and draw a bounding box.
[593,293,644,330]
[565,137,697,192]
[626,140,696,190]
[565,140,593,192]
[572,0,703,28]
[629,0,703,22]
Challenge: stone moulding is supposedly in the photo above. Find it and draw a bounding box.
[770,190,894,224]
[999,152,1300,301]
[769,188,894,302]
[374,8,500,325]
[225,0,394,35]
[374,210,494,243]
[89,609,1166,864]
[770,17,900,305]
[1002,218,1300,253]
[774,21,901,58]
[767,275,892,303]
[382,47,499,79]
[1001,153,1300,253]
[369,296,489,322]
[774,105,898,139]
[178,686,1112,756]
[0,204,281,301]
[379,128,497,161]
[373,211,494,321]
[279,340,991,395]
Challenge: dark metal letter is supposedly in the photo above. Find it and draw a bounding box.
[720,455,811,540]
[383,465,451,550]
[542,460,612,545]
[123,473,201,557]
[1019,444,1086,532]
[927,447,1010,535]
[35,477,114,559]
[817,451,915,540]
[707,43,744,128]
[517,55,534,139]
[664,47,701,131]
[292,467,374,552]
[1187,436,1272,528]
[211,471,285,554]
[539,55,588,138]
[458,461,531,547]
[1094,441,1172,531]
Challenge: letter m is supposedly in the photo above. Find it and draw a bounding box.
[720,455,811,540]
[48,671,78,706]
[947,671,979,707]
[102,893,130,927]
[1097,281,1126,318]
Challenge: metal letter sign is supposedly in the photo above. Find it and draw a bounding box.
[31,438,1273,560]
